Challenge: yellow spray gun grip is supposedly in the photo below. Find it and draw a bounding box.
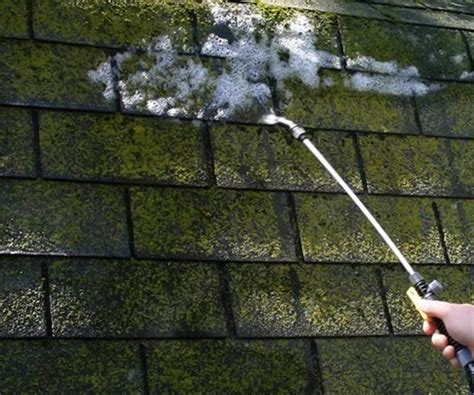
[406,287,430,321]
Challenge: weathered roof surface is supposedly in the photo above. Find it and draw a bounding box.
[0,0,473,393]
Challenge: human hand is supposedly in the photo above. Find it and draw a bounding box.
[418,300,474,368]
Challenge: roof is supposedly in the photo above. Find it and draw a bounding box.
[0,0,473,392]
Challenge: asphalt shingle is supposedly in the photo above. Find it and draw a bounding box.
[0,40,114,110]
[40,111,211,186]
[295,194,445,263]
[0,341,143,393]
[436,199,473,264]
[146,339,310,393]
[49,259,226,337]
[0,107,35,178]
[340,17,469,80]
[33,0,195,50]
[360,134,473,197]
[0,180,129,256]
[0,0,29,38]
[280,69,418,134]
[0,257,45,337]
[211,123,363,192]
[317,337,467,393]
[131,187,296,261]
[416,83,474,138]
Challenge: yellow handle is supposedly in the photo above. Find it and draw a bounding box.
[406,287,430,321]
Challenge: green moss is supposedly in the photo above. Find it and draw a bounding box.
[295,194,444,263]
[0,179,129,256]
[0,256,45,337]
[0,340,142,393]
[40,111,210,186]
[255,1,297,28]
[340,16,469,79]
[297,264,388,335]
[49,259,225,337]
[317,337,467,393]
[0,107,35,177]
[0,0,28,38]
[416,83,474,138]
[211,123,362,192]
[449,139,474,197]
[280,69,417,133]
[33,0,203,49]
[228,264,299,336]
[383,265,474,334]
[0,40,114,110]
[131,187,296,261]
[436,199,473,264]
[147,339,309,393]
[360,134,457,196]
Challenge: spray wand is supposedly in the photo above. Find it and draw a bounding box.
[262,113,474,393]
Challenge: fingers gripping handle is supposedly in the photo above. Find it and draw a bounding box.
[409,272,474,394]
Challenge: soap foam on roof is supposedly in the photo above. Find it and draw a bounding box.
[89,1,451,120]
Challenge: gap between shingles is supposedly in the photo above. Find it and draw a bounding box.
[139,344,151,395]
[431,201,452,265]
[40,261,53,337]
[217,263,237,338]
[376,267,394,335]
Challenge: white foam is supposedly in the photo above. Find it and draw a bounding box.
[87,59,115,100]
[348,72,440,96]
[89,1,444,120]
[347,55,419,77]
[460,71,474,80]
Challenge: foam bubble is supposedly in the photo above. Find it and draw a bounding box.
[347,55,419,77]
[87,59,115,101]
[348,72,440,96]
[460,71,474,80]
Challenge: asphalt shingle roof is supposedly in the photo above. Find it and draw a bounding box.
[0,0,473,393]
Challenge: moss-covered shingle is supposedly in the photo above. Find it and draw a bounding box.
[40,111,211,186]
[146,339,310,393]
[383,265,474,334]
[371,3,474,30]
[0,257,45,337]
[449,139,474,197]
[436,199,473,264]
[0,107,35,177]
[340,17,469,80]
[33,0,195,50]
[131,187,296,261]
[211,123,362,192]
[280,69,417,134]
[295,194,444,263]
[317,337,467,393]
[49,259,226,337]
[228,263,299,337]
[0,340,143,393]
[228,264,388,337]
[416,83,474,138]
[360,134,471,197]
[0,180,129,256]
[0,40,114,110]
[0,0,28,38]
[297,264,388,335]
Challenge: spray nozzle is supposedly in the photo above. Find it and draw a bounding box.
[260,113,307,140]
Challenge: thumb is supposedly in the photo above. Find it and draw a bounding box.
[417,299,452,319]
